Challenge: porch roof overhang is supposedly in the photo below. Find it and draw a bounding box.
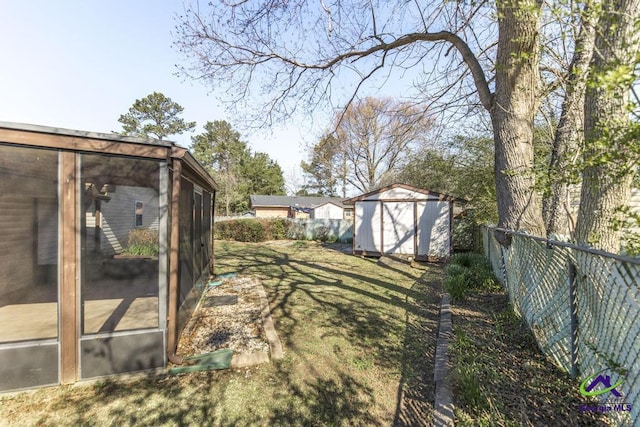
[0,121,217,194]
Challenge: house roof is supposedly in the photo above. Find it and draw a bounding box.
[343,183,465,203]
[250,195,352,209]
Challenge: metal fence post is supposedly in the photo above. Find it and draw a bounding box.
[500,245,508,290]
[569,262,579,378]
[486,227,491,260]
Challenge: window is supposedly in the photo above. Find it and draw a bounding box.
[135,201,144,227]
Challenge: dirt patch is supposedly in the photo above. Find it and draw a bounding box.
[176,276,269,358]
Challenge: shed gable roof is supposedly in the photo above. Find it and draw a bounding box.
[343,183,461,203]
[312,201,344,210]
[0,121,217,192]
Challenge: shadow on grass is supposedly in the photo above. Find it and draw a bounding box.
[269,359,380,426]
[36,372,251,426]
[216,241,444,425]
[23,361,380,426]
[1,240,443,426]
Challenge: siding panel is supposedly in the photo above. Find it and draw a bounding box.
[96,186,159,255]
[417,201,450,258]
[354,202,382,253]
[382,202,414,255]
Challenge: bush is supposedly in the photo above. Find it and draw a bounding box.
[444,253,499,301]
[122,228,159,257]
[214,219,264,242]
[286,221,307,240]
[270,218,288,240]
[213,218,346,243]
[214,218,292,242]
[444,264,470,301]
[315,225,337,243]
[450,253,477,268]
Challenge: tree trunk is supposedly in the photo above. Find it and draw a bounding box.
[575,0,640,252]
[543,0,601,237]
[491,0,546,238]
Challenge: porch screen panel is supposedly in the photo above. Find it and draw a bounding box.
[0,144,59,343]
[80,154,160,335]
[203,191,212,273]
[193,192,203,281]
[177,179,203,334]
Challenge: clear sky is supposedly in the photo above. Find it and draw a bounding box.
[0,1,428,193]
[0,1,317,178]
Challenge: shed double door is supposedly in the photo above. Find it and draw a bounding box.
[355,200,450,258]
[355,201,415,256]
[382,202,415,255]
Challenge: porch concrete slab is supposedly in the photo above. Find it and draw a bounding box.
[0,296,159,342]
[0,302,57,342]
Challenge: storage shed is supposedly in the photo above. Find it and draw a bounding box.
[345,184,456,261]
[0,122,217,392]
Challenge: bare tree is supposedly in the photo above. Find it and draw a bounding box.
[284,166,306,196]
[334,97,433,193]
[175,0,591,237]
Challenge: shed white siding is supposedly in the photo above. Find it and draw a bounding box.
[351,184,452,259]
[364,187,438,201]
[355,201,382,253]
[312,203,344,220]
[417,201,450,257]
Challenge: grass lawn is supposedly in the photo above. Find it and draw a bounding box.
[0,240,442,426]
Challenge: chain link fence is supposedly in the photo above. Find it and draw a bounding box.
[483,227,640,425]
[286,218,353,242]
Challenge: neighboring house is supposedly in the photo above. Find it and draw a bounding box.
[85,185,160,255]
[344,183,460,260]
[0,122,217,392]
[249,195,354,220]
